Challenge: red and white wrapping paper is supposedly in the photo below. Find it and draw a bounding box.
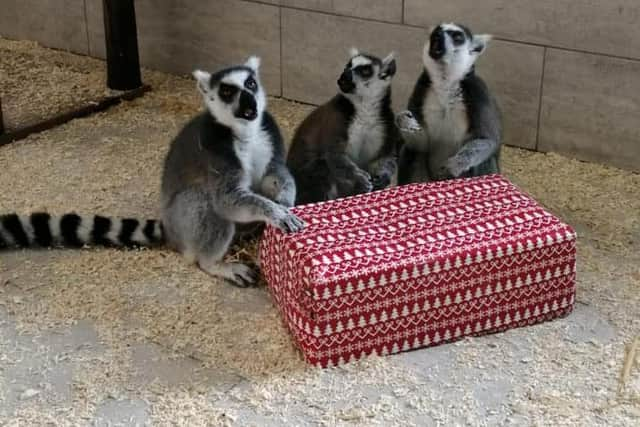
[260,175,577,368]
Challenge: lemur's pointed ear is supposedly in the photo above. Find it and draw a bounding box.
[192,69,211,94]
[380,52,397,79]
[471,34,492,55]
[245,56,261,72]
[349,47,360,58]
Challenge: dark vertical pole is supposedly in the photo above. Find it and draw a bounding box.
[0,98,4,135]
[103,0,142,90]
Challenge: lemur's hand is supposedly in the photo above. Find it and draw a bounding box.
[368,157,396,191]
[395,110,422,134]
[371,173,391,190]
[445,138,498,178]
[353,168,374,194]
[445,155,470,178]
[270,205,305,233]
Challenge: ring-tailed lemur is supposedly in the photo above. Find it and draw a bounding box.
[0,57,303,287]
[287,49,401,205]
[396,23,502,184]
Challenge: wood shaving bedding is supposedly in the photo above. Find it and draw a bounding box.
[0,38,638,426]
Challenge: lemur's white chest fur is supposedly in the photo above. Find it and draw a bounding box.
[233,121,273,189]
[422,85,469,171]
[346,102,385,169]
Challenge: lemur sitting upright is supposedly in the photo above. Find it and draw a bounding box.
[0,57,303,287]
[396,23,502,184]
[287,49,401,205]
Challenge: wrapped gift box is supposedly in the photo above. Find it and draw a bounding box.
[259,175,577,368]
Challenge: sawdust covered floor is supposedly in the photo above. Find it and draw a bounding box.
[0,48,639,426]
[0,37,112,132]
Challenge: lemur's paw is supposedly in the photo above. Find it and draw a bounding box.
[371,173,392,190]
[228,263,259,287]
[445,156,470,178]
[354,169,374,193]
[271,206,305,233]
[395,110,422,133]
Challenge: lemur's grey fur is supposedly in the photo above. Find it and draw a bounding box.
[162,56,302,286]
[287,49,401,205]
[0,57,303,288]
[397,23,502,184]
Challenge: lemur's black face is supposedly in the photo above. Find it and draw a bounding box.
[338,50,396,98]
[428,23,472,61]
[192,56,266,127]
[215,71,260,120]
[423,24,491,82]
[338,60,374,93]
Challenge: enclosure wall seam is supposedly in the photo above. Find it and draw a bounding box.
[535,47,548,152]
[279,7,284,98]
[242,0,640,63]
[83,0,91,56]
[242,0,404,25]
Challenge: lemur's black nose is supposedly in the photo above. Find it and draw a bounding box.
[429,26,446,60]
[243,108,257,120]
[338,70,355,93]
[236,90,258,120]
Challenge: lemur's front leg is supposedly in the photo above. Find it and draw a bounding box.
[445,138,499,178]
[215,172,304,233]
[396,110,432,184]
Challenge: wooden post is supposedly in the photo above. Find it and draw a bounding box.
[102,0,142,90]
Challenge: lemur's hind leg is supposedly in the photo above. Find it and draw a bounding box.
[162,188,257,287]
[198,249,258,287]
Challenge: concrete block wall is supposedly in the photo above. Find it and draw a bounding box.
[1,0,639,172]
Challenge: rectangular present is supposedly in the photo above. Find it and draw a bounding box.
[259,174,577,368]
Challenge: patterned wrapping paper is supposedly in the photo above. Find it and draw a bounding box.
[259,175,577,368]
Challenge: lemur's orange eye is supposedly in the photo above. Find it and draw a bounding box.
[355,65,373,79]
[218,84,238,102]
[447,30,466,46]
[245,76,257,91]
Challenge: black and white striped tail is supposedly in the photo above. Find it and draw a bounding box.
[0,213,164,249]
